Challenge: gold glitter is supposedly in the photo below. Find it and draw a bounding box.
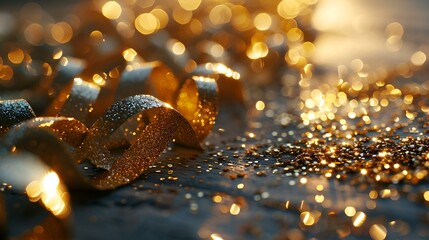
[1,1,428,239]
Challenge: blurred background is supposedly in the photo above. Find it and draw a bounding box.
[1,1,429,240]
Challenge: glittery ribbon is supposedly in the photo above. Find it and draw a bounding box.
[0,2,249,238]
[0,41,244,237]
[0,44,245,239]
[0,99,36,135]
[45,78,100,125]
[1,91,217,191]
[0,44,248,189]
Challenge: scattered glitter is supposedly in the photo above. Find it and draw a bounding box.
[0,1,428,239]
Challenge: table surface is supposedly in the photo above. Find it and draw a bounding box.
[3,1,429,239]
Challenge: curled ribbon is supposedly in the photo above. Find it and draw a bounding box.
[0,99,36,135]
[0,26,245,236]
[45,78,100,125]
[0,11,244,240]
[2,93,206,191]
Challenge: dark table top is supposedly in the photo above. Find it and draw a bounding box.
[2,0,429,239]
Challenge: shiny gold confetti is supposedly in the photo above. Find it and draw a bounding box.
[1,1,428,240]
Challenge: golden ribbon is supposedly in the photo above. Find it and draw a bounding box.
[0,59,240,237]
[0,2,245,238]
[0,65,237,189]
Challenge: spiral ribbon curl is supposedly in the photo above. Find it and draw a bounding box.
[0,53,242,240]
[0,60,243,190]
[0,2,245,238]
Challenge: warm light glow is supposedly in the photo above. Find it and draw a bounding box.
[24,23,44,45]
[424,191,429,202]
[378,151,387,158]
[90,30,104,44]
[53,49,63,59]
[255,100,265,111]
[42,172,60,193]
[230,203,240,215]
[385,22,404,37]
[353,212,366,227]
[102,1,122,20]
[410,51,426,66]
[173,7,192,25]
[210,233,224,240]
[172,41,186,55]
[25,171,70,218]
[151,8,169,28]
[277,0,301,20]
[205,63,240,79]
[8,48,24,64]
[0,65,13,80]
[315,194,324,203]
[246,42,269,59]
[92,74,106,86]
[212,195,222,203]
[344,206,356,217]
[178,0,202,11]
[135,13,159,35]
[192,76,215,83]
[122,48,138,62]
[300,211,315,226]
[369,224,387,240]
[51,22,73,44]
[311,0,353,31]
[209,5,232,25]
[254,13,272,31]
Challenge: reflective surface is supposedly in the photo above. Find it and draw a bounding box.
[1,0,428,240]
